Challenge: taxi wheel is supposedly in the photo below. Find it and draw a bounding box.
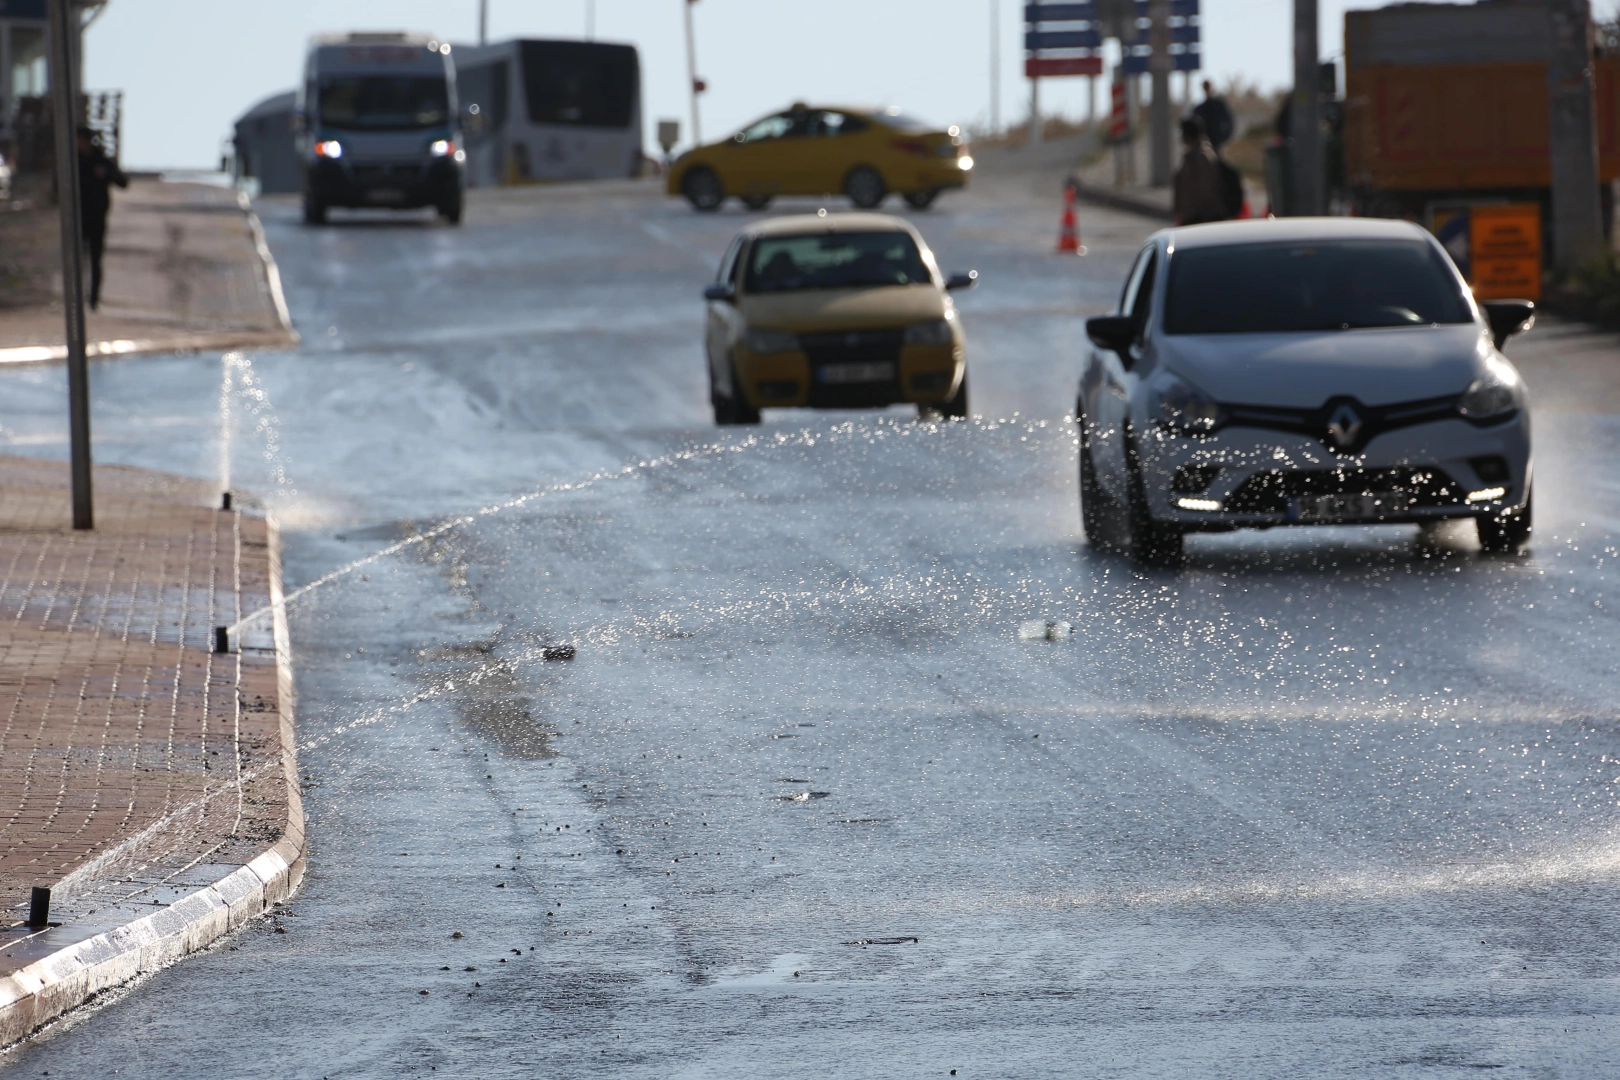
[844,167,887,209]
[740,194,773,211]
[683,167,725,212]
[903,189,941,210]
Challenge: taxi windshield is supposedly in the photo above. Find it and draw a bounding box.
[744,232,930,293]
[1164,239,1473,334]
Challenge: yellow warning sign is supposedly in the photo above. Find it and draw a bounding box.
[1470,204,1542,301]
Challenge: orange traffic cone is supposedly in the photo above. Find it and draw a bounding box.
[1056,182,1086,255]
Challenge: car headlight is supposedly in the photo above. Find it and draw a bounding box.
[904,319,954,346]
[1457,358,1524,421]
[430,138,456,157]
[744,328,799,354]
[313,140,343,159]
[1153,374,1222,434]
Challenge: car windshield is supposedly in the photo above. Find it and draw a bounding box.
[1163,239,1473,334]
[744,231,931,293]
[318,75,449,131]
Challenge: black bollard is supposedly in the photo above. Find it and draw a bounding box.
[28,886,49,928]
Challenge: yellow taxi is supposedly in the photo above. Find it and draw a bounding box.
[701,213,976,424]
[668,104,972,212]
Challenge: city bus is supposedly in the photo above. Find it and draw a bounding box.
[298,32,466,224]
[452,39,643,186]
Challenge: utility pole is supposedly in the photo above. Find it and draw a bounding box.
[1290,0,1322,215]
[1547,0,1605,272]
[48,0,92,530]
[990,0,1001,135]
[478,0,488,46]
[1148,0,1171,185]
[586,0,594,40]
[683,0,703,146]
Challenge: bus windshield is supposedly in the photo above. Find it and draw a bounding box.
[319,75,449,131]
[745,232,931,293]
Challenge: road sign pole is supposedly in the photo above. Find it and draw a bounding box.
[48,0,92,530]
[1290,0,1322,215]
[991,0,1001,134]
[1148,0,1172,186]
[1547,0,1605,272]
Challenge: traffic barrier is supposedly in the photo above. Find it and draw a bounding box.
[1057,181,1087,255]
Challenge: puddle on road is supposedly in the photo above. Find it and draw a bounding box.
[416,640,558,760]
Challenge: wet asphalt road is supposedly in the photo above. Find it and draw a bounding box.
[4,170,1620,1077]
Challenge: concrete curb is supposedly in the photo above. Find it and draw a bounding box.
[1068,177,1174,222]
[0,515,304,1047]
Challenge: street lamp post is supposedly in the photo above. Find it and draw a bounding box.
[684,0,703,146]
[47,0,92,530]
[1290,0,1322,215]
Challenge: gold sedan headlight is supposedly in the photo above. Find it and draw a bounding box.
[903,319,954,346]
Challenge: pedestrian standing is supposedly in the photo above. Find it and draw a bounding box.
[77,125,127,311]
[1172,117,1231,226]
[1191,79,1234,152]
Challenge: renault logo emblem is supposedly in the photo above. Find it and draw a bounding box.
[1325,403,1363,451]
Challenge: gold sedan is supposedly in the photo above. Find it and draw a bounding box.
[668,104,972,211]
[701,214,976,424]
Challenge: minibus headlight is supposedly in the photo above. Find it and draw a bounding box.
[314,140,343,159]
[430,139,455,157]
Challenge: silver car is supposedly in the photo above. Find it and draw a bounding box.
[1077,218,1534,566]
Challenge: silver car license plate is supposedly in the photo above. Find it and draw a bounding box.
[818,362,894,384]
[1289,493,1399,522]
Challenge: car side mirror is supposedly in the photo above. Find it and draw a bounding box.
[1482,299,1535,350]
[703,282,736,303]
[1086,314,1137,358]
[945,270,978,291]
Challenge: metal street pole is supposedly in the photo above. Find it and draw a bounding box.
[1548,0,1605,272]
[1148,0,1171,186]
[1290,0,1322,215]
[990,0,1000,134]
[684,0,702,146]
[586,0,594,40]
[1028,6,1042,145]
[48,0,92,530]
[478,0,487,46]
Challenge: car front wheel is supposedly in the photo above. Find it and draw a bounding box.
[740,194,773,210]
[1477,487,1532,552]
[683,167,725,212]
[712,360,761,426]
[1125,430,1184,567]
[1078,412,1121,549]
[903,188,941,210]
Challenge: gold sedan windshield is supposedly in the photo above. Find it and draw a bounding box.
[744,232,931,294]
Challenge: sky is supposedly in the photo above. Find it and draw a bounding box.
[90,0,1370,169]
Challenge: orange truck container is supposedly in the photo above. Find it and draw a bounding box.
[1343,2,1620,226]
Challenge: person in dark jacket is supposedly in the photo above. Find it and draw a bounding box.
[77,126,127,311]
[1191,79,1234,151]
[1173,117,1229,226]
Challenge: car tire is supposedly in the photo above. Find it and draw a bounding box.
[1077,411,1120,549]
[942,371,968,418]
[903,188,941,210]
[683,167,725,212]
[302,193,326,225]
[438,194,463,225]
[844,166,887,210]
[712,360,761,426]
[1124,427,1184,567]
[740,194,773,211]
[1477,486,1532,552]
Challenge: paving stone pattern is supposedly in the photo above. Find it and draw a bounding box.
[0,456,284,922]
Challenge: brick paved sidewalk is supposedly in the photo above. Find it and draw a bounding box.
[0,454,300,1042]
[0,178,297,363]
